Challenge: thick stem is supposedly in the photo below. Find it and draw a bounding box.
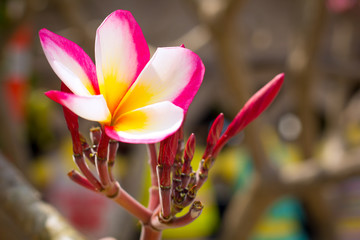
[108,140,119,182]
[140,225,162,240]
[96,132,111,187]
[157,165,172,221]
[112,186,153,224]
[148,187,160,212]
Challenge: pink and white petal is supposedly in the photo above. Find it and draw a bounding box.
[45,90,111,124]
[95,10,150,114]
[39,29,99,96]
[105,101,184,144]
[114,47,204,116]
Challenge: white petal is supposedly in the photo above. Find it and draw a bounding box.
[95,10,149,113]
[46,90,111,123]
[105,101,184,143]
[39,29,99,96]
[115,47,204,116]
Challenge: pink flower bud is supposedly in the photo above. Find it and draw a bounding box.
[183,133,196,174]
[202,113,224,159]
[158,131,179,166]
[213,73,284,157]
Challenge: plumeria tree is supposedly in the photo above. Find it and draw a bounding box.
[39,9,283,240]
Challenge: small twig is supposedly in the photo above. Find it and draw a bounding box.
[73,153,103,191]
[140,225,162,240]
[67,170,98,192]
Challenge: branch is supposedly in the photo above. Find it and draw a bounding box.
[221,147,360,239]
[284,1,335,238]
[0,154,85,240]
[221,175,281,240]
[286,0,328,158]
[282,148,360,191]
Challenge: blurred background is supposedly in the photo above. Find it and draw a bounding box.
[1,0,360,239]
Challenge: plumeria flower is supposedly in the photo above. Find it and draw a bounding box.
[40,10,204,143]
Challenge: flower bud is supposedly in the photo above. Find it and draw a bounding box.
[182,133,196,174]
[213,73,284,157]
[226,73,283,138]
[202,113,224,159]
[158,131,179,166]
